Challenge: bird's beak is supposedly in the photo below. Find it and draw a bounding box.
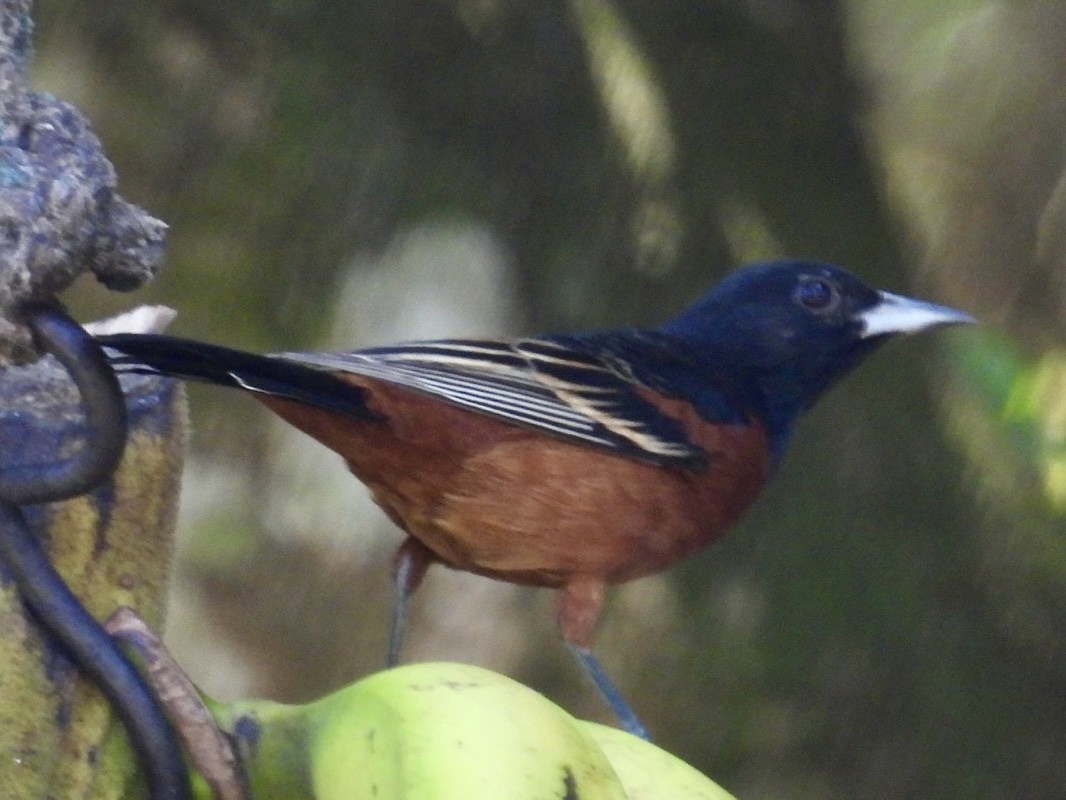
[857,291,976,339]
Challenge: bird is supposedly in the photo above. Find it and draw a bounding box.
[97,260,974,739]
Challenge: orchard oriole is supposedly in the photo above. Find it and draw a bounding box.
[98,260,973,738]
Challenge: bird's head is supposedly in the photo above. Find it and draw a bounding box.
[658,260,974,446]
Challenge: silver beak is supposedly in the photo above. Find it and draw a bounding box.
[858,291,976,339]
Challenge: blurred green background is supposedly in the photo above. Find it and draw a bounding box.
[30,1,1066,797]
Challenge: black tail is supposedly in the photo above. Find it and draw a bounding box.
[97,333,376,419]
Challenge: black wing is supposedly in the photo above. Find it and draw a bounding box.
[274,337,707,467]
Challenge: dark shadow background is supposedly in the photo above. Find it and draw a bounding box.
[29,1,1066,797]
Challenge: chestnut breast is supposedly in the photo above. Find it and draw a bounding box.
[258,375,772,588]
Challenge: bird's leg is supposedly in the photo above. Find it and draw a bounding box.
[388,537,435,668]
[558,578,650,741]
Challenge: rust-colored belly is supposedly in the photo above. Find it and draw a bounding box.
[259,377,771,588]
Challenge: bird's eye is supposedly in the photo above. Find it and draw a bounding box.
[793,277,840,313]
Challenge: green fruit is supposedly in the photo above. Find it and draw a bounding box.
[218,663,734,800]
[221,662,627,799]
[310,662,626,800]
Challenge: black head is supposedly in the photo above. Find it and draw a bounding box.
[658,260,974,446]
